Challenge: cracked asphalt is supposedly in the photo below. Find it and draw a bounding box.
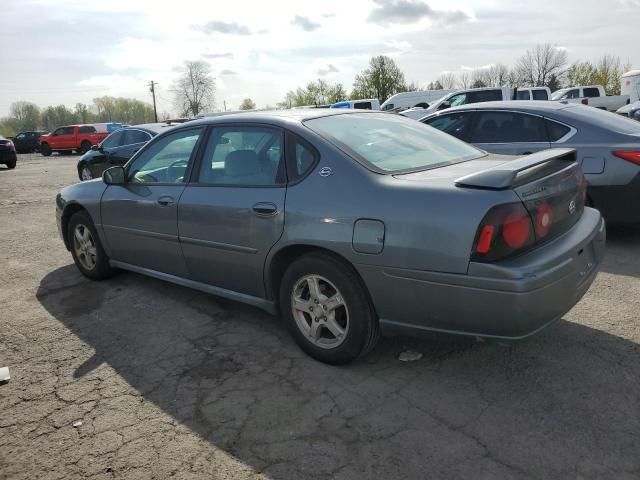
[1,153,639,480]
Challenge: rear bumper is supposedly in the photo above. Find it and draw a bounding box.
[359,208,606,340]
[588,172,640,224]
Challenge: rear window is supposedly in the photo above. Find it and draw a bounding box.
[516,91,530,100]
[305,113,485,173]
[566,106,640,134]
[583,87,600,98]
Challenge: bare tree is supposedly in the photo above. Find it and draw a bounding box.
[485,64,510,86]
[173,61,216,117]
[437,73,457,89]
[515,44,568,87]
[9,101,41,130]
[457,71,471,89]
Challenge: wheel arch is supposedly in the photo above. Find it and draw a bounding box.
[265,243,375,313]
[60,203,90,251]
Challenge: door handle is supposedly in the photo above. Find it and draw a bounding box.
[252,202,278,217]
[157,196,175,207]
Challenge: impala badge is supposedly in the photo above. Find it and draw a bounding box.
[568,200,576,215]
[319,167,334,177]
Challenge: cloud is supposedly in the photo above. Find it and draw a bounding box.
[197,21,251,35]
[203,52,234,59]
[367,0,469,27]
[317,64,339,76]
[322,13,336,18]
[290,15,321,32]
[219,69,237,75]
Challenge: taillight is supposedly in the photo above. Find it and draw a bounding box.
[613,151,640,166]
[581,98,589,105]
[472,203,535,262]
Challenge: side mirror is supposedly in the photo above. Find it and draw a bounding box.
[103,166,125,185]
[91,144,100,151]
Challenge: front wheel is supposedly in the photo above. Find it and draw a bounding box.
[40,144,51,156]
[79,163,93,181]
[68,210,113,280]
[280,253,380,364]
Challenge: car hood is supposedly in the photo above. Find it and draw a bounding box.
[617,101,640,114]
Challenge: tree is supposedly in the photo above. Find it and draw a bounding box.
[437,73,457,89]
[457,71,471,89]
[566,61,596,87]
[515,44,568,87]
[173,61,216,117]
[277,79,346,108]
[351,56,407,103]
[485,64,511,86]
[74,103,92,124]
[471,69,489,88]
[426,80,444,90]
[9,101,40,131]
[239,98,256,110]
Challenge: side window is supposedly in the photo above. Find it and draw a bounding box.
[470,112,548,143]
[468,90,503,103]
[123,129,152,145]
[100,130,125,149]
[424,112,472,141]
[447,94,466,107]
[532,89,549,100]
[198,126,283,186]
[382,103,394,111]
[566,89,580,99]
[583,87,600,98]
[516,90,531,100]
[286,133,319,182]
[78,126,96,133]
[545,120,571,142]
[15,133,26,139]
[353,102,372,110]
[53,128,65,136]
[128,128,202,184]
[62,127,74,135]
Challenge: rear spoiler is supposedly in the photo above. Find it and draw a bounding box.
[455,148,577,190]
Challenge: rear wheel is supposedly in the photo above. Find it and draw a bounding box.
[80,141,92,154]
[7,157,16,169]
[68,210,113,280]
[40,143,51,156]
[280,253,380,364]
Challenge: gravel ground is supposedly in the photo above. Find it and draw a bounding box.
[0,153,639,480]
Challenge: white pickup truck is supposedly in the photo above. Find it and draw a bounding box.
[551,85,629,111]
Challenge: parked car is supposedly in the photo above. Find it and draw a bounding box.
[10,131,48,153]
[330,99,381,110]
[380,90,455,112]
[551,85,629,111]
[77,123,177,181]
[400,87,514,119]
[56,110,605,364]
[422,101,640,223]
[617,100,640,121]
[0,136,17,169]
[39,125,111,156]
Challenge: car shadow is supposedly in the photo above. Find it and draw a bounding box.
[35,265,640,478]
[601,224,640,278]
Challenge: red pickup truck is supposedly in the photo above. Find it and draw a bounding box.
[39,125,110,156]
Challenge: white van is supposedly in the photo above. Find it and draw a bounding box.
[380,90,455,112]
[621,70,640,103]
[330,99,381,110]
[400,87,514,119]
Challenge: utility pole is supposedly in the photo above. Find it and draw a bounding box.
[148,81,158,122]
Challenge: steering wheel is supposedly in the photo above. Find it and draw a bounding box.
[168,159,188,182]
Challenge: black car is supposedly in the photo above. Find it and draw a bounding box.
[0,136,17,169]
[77,123,177,181]
[10,131,48,153]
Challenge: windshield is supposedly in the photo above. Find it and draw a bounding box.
[551,89,570,100]
[305,113,485,173]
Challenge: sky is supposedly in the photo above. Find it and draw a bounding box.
[1,0,639,116]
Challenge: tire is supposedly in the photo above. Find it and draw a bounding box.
[79,163,93,181]
[6,155,17,169]
[280,253,380,364]
[68,210,113,280]
[40,143,51,157]
[80,141,92,154]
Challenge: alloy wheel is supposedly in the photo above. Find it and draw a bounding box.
[291,274,349,349]
[73,224,97,270]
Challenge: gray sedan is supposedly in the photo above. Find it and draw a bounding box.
[421,101,640,224]
[55,110,605,364]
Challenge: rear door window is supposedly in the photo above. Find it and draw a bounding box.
[470,111,548,143]
[101,130,125,149]
[123,129,152,145]
[353,102,372,110]
[467,90,503,103]
[423,112,473,141]
[545,120,571,142]
[286,133,319,182]
[78,126,96,133]
[583,87,600,98]
[516,91,531,100]
[532,89,549,100]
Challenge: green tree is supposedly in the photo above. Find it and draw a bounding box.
[40,105,77,131]
[277,79,347,108]
[239,98,256,110]
[74,103,93,124]
[9,101,41,131]
[351,56,407,103]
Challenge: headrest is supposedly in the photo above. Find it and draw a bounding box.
[225,149,259,177]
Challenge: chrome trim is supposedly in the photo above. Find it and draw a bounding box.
[179,236,258,254]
